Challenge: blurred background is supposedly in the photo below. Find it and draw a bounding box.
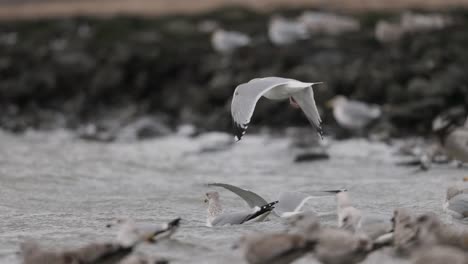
[0,0,467,141]
[2,2,468,264]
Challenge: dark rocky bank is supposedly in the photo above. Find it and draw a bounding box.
[0,7,467,140]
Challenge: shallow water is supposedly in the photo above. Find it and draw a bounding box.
[0,130,466,264]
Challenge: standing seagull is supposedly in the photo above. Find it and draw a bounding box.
[231,77,323,141]
[443,183,468,222]
[433,115,468,163]
[327,95,381,132]
[204,191,277,227]
[326,189,392,240]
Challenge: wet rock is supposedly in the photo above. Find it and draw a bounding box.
[117,116,172,141]
[0,9,466,138]
[294,151,330,162]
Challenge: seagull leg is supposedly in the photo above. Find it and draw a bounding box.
[289,97,300,109]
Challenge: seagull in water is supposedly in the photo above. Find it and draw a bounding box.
[204,191,277,227]
[208,183,336,218]
[231,77,323,141]
[327,95,381,132]
[443,183,468,222]
[211,29,251,54]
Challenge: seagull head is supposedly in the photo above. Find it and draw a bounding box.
[205,191,220,203]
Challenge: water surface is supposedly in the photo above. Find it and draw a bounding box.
[0,130,465,263]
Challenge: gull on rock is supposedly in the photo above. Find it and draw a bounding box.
[298,11,360,35]
[231,77,323,141]
[327,95,381,132]
[433,114,468,163]
[443,183,468,222]
[268,16,309,45]
[204,191,277,227]
[327,189,392,241]
[287,213,375,264]
[235,232,316,264]
[211,29,251,54]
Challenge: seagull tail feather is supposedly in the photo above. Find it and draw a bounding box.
[242,201,278,223]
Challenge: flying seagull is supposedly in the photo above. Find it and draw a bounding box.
[231,77,323,141]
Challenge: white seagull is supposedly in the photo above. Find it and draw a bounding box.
[268,16,309,45]
[443,183,468,222]
[325,189,392,241]
[433,115,468,164]
[327,95,382,131]
[211,29,251,54]
[231,77,323,141]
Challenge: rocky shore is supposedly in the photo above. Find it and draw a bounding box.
[0,7,467,140]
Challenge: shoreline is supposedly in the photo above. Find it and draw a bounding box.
[0,0,467,20]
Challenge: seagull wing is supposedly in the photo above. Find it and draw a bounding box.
[277,192,319,216]
[211,201,278,226]
[208,183,269,208]
[231,77,295,141]
[291,86,323,137]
